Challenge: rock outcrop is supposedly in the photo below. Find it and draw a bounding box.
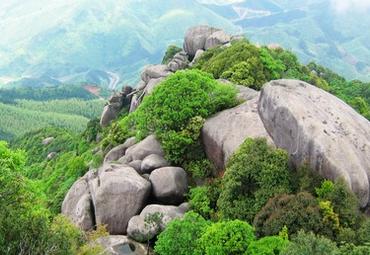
[104,137,137,163]
[259,79,370,207]
[95,235,148,255]
[127,203,189,242]
[167,51,190,72]
[140,154,169,174]
[183,26,221,57]
[89,164,151,234]
[62,177,94,231]
[100,86,133,127]
[150,167,188,204]
[125,135,164,161]
[202,91,273,172]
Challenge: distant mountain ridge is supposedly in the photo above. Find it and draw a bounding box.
[0,0,238,89]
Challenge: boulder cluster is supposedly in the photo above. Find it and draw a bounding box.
[202,79,370,207]
[62,135,189,246]
[67,25,370,254]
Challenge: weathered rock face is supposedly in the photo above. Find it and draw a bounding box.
[127,203,189,243]
[202,93,273,172]
[104,137,137,163]
[167,51,190,72]
[100,87,134,127]
[140,154,169,174]
[89,164,151,234]
[150,167,188,205]
[125,135,164,161]
[96,235,148,255]
[62,178,94,231]
[141,65,171,83]
[189,49,205,66]
[183,25,221,57]
[144,77,165,95]
[259,79,370,207]
[205,30,231,50]
[42,137,54,145]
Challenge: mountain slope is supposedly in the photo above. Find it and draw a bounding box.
[0,0,238,88]
[201,0,370,81]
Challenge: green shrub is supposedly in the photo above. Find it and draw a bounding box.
[247,236,289,255]
[116,69,237,164]
[154,212,209,255]
[253,192,326,238]
[316,179,361,229]
[339,243,370,255]
[184,158,213,179]
[281,231,339,255]
[357,219,370,245]
[162,45,182,64]
[217,138,291,222]
[291,164,323,194]
[198,220,255,255]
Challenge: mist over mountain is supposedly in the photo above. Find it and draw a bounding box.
[0,0,238,88]
[203,0,370,81]
[0,0,369,90]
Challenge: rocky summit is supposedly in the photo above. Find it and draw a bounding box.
[3,18,370,255]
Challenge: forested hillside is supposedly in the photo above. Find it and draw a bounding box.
[1,26,370,255]
[0,85,105,141]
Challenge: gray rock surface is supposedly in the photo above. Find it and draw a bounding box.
[140,154,169,174]
[149,167,188,204]
[141,65,171,83]
[259,79,370,207]
[183,25,220,57]
[189,49,204,66]
[96,235,148,255]
[129,160,142,172]
[100,105,120,127]
[129,93,140,113]
[125,135,164,161]
[205,30,231,50]
[104,137,137,163]
[89,164,151,234]
[202,94,273,171]
[167,51,190,72]
[144,77,165,95]
[236,85,259,101]
[62,178,94,231]
[127,203,189,242]
[42,137,54,145]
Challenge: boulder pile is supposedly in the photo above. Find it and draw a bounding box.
[62,135,189,242]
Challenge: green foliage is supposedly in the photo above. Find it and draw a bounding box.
[339,243,370,255]
[217,138,291,222]
[154,212,210,255]
[319,201,340,233]
[317,179,361,229]
[184,158,213,179]
[221,58,267,90]
[357,219,370,245]
[198,220,255,255]
[0,142,84,254]
[247,236,289,255]
[291,164,323,194]
[162,45,182,64]
[0,102,90,141]
[281,231,339,255]
[14,98,104,119]
[83,118,102,142]
[114,70,237,165]
[253,192,326,238]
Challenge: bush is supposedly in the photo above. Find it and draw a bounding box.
[339,243,370,255]
[184,158,214,179]
[154,212,209,255]
[217,138,291,222]
[117,69,237,164]
[316,179,361,229]
[198,220,255,255]
[281,231,339,255]
[247,236,289,255]
[253,192,327,238]
[162,45,182,64]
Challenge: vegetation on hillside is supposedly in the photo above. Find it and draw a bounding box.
[1,32,369,254]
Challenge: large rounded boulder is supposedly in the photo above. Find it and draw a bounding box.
[149,167,188,205]
[183,25,221,57]
[89,164,151,234]
[62,176,94,231]
[259,79,370,207]
[202,92,273,172]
